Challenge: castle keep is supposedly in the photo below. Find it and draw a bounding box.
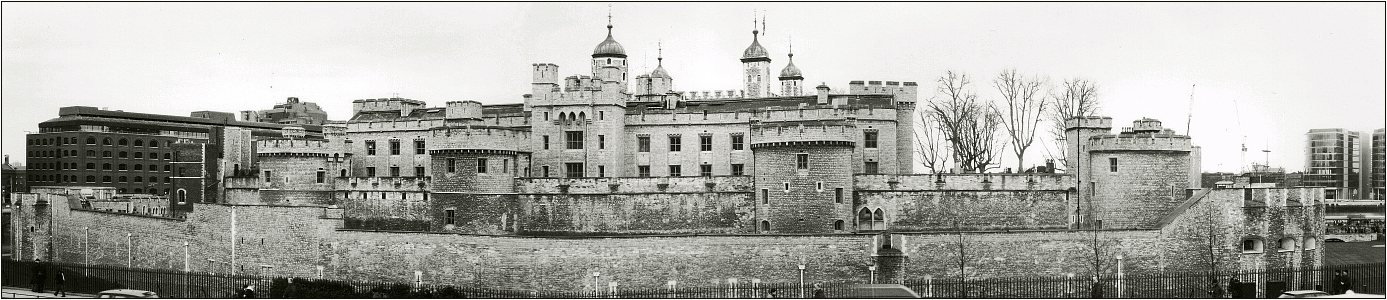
[11,17,1323,296]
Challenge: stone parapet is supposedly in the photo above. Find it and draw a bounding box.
[517,176,754,194]
[1087,134,1194,152]
[854,173,1072,191]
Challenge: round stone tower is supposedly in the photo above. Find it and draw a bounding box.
[751,122,856,233]
[255,136,341,206]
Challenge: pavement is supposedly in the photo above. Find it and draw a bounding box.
[1324,241,1387,266]
[0,287,94,298]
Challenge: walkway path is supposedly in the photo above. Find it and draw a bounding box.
[0,286,95,298]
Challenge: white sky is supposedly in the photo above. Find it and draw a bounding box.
[3,2,1384,173]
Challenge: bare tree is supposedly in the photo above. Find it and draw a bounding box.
[915,110,950,174]
[992,69,1047,172]
[928,71,1006,173]
[1045,78,1101,171]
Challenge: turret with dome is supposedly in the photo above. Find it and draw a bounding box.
[590,12,628,93]
[779,41,804,96]
[741,16,774,98]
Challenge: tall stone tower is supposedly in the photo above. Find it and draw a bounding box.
[751,122,856,233]
[1081,118,1200,229]
[778,47,803,96]
[741,21,773,98]
[1065,116,1112,228]
[591,14,628,93]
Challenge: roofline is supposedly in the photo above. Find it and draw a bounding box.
[54,106,322,132]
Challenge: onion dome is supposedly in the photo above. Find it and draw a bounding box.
[778,53,802,79]
[650,43,671,79]
[592,24,627,58]
[740,29,771,63]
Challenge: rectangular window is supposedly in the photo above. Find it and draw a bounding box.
[835,188,844,203]
[566,131,584,149]
[415,166,426,177]
[390,167,400,177]
[565,163,584,178]
[731,164,745,176]
[700,164,713,176]
[598,135,606,149]
[796,153,809,169]
[414,140,426,154]
[478,158,488,173]
[1109,157,1118,172]
[783,182,791,192]
[389,140,401,155]
[316,170,326,183]
[864,131,879,148]
[731,135,745,150]
[543,135,550,150]
[599,111,605,120]
[638,136,650,152]
[446,158,456,172]
[865,162,879,174]
[502,159,509,173]
[761,188,769,204]
[366,167,376,177]
[668,165,682,177]
[264,171,272,182]
[638,165,651,177]
[598,165,606,177]
[542,166,550,178]
[700,135,713,151]
[668,135,682,151]
[365,141,377,155]
[444,209,456,225]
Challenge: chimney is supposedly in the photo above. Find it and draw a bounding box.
[816,83,831,105]
[4,154,8,165]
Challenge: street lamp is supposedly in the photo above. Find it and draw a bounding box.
[869,265,877,284]
[798,264,806,298]
[592,272,601,295]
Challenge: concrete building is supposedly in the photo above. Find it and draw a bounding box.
[1369,128,1385,200]
[22,106,322,196]
[1304,128,1362,199]
[240,97,329,125]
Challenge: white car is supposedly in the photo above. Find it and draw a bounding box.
[1318,290,1386,298]
[1278,290,1330,298]
[97,289,159,298]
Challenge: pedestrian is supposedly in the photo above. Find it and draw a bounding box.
[31,258,46,293]
[1342,270,1356,294]
[766,288,779,298]
[1208,278,1224,298]
[1089,276,1103,299]
[53,269,67,297]
[1332,270,1346,294]
[812,283,826,298]
[238,284,257,298]
[1229,278,1243,299]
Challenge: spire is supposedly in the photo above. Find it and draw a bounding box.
[607,4,613,33]
[779,35,802,79]
[651,41,671,79]
[657,41,663,65]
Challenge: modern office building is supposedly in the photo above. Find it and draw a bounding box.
[1369,128,1385,200]
[1305,128,1362,199]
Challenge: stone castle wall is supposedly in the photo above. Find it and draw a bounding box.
[854,174,1075,231]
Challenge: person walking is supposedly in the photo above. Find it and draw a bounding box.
[1332,270,1346,294]
[31,259,46,293]
[811,283,826,298]
[53,269,67,297]
[1341,270,1357,294]
[1208,278,1224,299]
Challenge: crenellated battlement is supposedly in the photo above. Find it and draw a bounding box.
[351,97,427,116]
[1065,116,1113,130]
[336,176,432,192]
[427,126,530,152]
[1087,133,1194,152]
[847,80,919,103]
[445,100,484,120]
[682,89,746,101]
[255,138,338,156]
[750,122,857,148]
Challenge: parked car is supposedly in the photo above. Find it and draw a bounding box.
[1319,290,1386,298]
[1325,238,1346,243]
[97,289,159,298]
[838,284,921,298]
[1278,290,1330,298]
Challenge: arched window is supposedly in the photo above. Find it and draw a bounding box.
[149,141,159,148]
[103,138,112,145]
[134,176,142,182]
[134,152,143,159]
[149,164,157,171]
[761,220,771,232]
[86,137,96,144]
[1241,238,1265,254]
[834,220,845,231]
[1278,237,1296,252]
[118,139,128,146]
[102,176,111,183]
[118,176,127,183]
[558,112,566,122]
[578,112,586,121]
[102,151,112,158]
[873,208,885,223]
[177,189,188,204]
[134,164,143,171]
[85,176,95,183]
[86,150,95,157]
[119,151,128,158]
[164,153,171,160]
[134,139,144,147]
[86,163,95,170]
[340,169,347,177]
[118,164,127,170]
[102,163,112,170]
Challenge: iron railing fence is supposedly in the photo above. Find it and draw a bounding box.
[2,258,1381,298]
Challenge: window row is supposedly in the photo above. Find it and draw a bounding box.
[1240,236,1318,254]
[633,134,745,152]
[360,139,427,155]
[27,150,172,160]
[757,220,850,232]
[30,174,170,184]
[442,158,510,174]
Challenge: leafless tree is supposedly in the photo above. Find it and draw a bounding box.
[915,111,950,174]
[1045,78,1101,171]
[992,69,1047,172]
[927,71,1006,173]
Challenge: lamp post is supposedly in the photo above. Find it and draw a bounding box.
[83,226,90,276]
[798,264,806,298]
[1116,254,1125,298]
[183,241,190,272]
[924,275,934,298]
[126,233,133,269]
[869,265,877,284]
[592,272,601,296]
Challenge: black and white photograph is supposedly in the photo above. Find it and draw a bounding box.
[1,2,1383,298]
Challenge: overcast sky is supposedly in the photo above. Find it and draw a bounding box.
[3,2,1383,173]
